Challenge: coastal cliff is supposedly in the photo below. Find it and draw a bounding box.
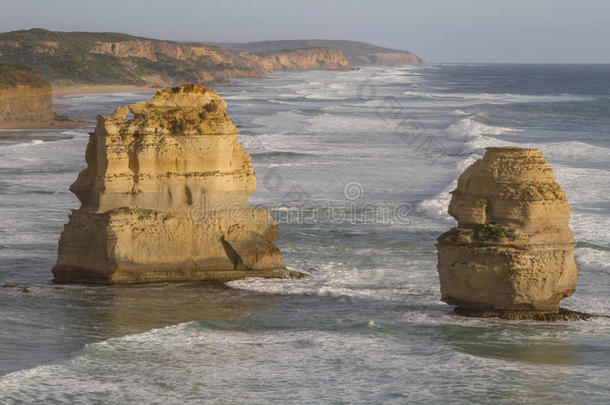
[0,63,52,122]
[217,39,426,67]
[241,48,349,71]
[52,84,302,284]
[348,51,424,67]
[90,40,349,74]
[0,29,424,88]
[0,29,352,87]
[436,147,581,320]
[88,38,263,83]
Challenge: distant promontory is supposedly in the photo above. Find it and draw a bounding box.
[215,39,425,67]
[0,29,425,88]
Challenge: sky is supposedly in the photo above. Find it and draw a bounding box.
[1,0,609,63]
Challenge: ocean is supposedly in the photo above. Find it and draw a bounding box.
[0,64,608,403]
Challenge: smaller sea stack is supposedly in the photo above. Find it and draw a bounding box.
[436,147,584,320]
[0,63,52,122]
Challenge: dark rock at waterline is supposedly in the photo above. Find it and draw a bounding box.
[454,307,592,321]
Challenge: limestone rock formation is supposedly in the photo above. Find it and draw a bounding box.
[218,39,426,67]
[0,63,52,122]
[436,147,580,319]
[348,51,425,67]
[53,84,302,284]
[0,29,352,87]
[241,48,350,71]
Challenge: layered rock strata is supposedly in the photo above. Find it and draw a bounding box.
[0,63,52,122]
[241,48,350,71]
[0,29,354,87]
[218,39,426,67]
[53,84,302,284]
[436,147,582,319]
[348,51,425,66]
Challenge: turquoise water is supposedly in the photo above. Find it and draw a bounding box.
[0,65,609,403]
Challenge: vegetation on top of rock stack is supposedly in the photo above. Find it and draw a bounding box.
[0,63,49,88]
[472,223,516,242]
[440,224,517,244]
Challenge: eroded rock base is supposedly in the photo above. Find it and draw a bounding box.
[454,307,592,321]
[53,208,304,284]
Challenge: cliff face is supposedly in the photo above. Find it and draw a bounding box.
[216,39,426,67]
[0,29,350,87]
[53,84,302,284]
[348,51,425,67]
[0,30,424,88]
[242,48,349,71]
[90,41,349,73]
[90,41,349,79]
[436,147,578,319]
[0,63,52,121]
[89,39,264,82]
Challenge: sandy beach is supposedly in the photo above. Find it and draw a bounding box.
[0,86,158,129]
[0,118,91,130]
[53,84,159,96]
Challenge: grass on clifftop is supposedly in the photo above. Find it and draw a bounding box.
[0,28,424,86]
[0,29,205,86]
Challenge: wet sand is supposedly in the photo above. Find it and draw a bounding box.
[0,118,91,130]
[53,84,159,96]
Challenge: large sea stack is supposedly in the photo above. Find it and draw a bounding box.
[53,84,302,284]
[436,147,582,320]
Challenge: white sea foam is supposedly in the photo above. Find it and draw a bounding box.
[416,116,518,224]
[0,139,45,150]
[1,308,605,404]
[447,117,522,139]
[547,165,610,205]
[451,109,472,117]
[268,98,302,105]
[417,115,610,243]
[308,112,401,134]
[1,63,608,404]
[273,80,358,100]
[60,130,89,136]
[576,247,610,273]
[415,154,481,224]
[415,181,458,225]
[251,110,308,131]
[402,91,595,105]
[537,141,610,165]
